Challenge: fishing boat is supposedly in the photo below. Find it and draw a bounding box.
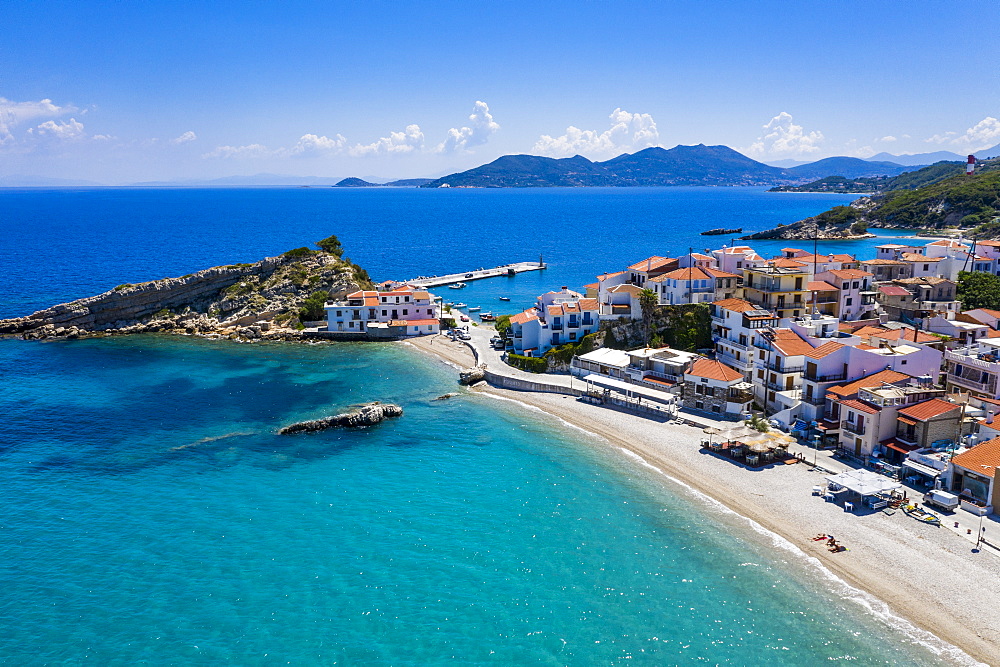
[468,306,481,312]
[498,296,510,301]
[479,312,496,321]
[454,303,467,308]
[449,282,467,289]
[903,504,942,526]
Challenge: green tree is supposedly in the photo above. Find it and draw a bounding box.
[298,290,330,322]
[316,235,344,257]
[957,271,1000,311]
[639,288,658,344]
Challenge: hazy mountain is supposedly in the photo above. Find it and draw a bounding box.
[763,159,812,168]
[864,150,965,166]
[0,174,105,187]
[132,173,348,186]
[785,157,912,180]
[335,177,434,187]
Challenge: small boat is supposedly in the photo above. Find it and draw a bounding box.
[449,282,467,289]
[468,306,481,312]
[454,303,467,308]
[479,312,496,321]
[903,504,941,526]
[701,227,743,236]
[498,296,511,301]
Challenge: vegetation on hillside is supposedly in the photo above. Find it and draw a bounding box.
[957,271,1000,311]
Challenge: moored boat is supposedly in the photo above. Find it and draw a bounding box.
[454,302,467,308]
[903,504,941,526]
[498,296,510,301]
[468,306,481,311]
[479,312,496,321]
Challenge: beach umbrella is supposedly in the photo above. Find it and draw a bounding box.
[749,441,772,453]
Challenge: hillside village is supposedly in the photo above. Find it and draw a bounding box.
[324,236,1000,517]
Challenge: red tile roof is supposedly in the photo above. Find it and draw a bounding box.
[655,267,714,281]
[828,369,911,398]
[510,310,539,325]
[826,269,873,279]
[712,298,760,313]
[861,259,907,265]
[404,318,439,326]
[951,436,1000,478]
[806,280,838,291]
[803,341,844,359]
[627,256,673,271]
[878,285,911,296]
[686,358,744,382]
[897,398,960,421]
[705,268,741,278]
[769,329,815,356]
[577,298,599,310]
[839,399,878,415]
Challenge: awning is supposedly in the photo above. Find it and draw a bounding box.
[897,417,917,426]
[902,460,942,478]
[825,469,901,496]
[583,374,675,405]
[883,439,918,454]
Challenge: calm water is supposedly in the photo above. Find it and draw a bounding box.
[0,188,958,664]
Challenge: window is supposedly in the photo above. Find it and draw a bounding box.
[349,321,355,328]
[923,264,929,271]
[336,310,342,317]
[901,360,907,365]
[695,401,704,410]
[382,310,387,316]
[711,405,721,413]
[853,281,859,289]
[405,296,410,302]
[845,297,853,306]
[842,283,849,289]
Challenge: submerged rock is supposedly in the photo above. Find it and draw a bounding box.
[433,392,459,401]
[278,402,403,434]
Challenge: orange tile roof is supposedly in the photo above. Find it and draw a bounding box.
[928,239,968,247]
[547,305,563,316]
[828,369,911,398]
[718,246,753,254]
[878,285,911,296]
[628,256,672,271]
[597,270,627,280]
[655,267,714,281]
[838,399,878,415]
[856,343,878,350]
[510,310,539,325]
[705,268,741,278]
[803,340,845,359]
[897,398,960,421]
[690,252,714,260]
[584,282,598,290]
[712,298,760,313]
[861,259,907,265]
[577,298,599,310]
[869,327,940,344]
[404,318,439,326]
[781,247,804,253]
[363,297,379,307]
[767,258,808,268]
[853,325,890,337]
[951,436,1000,478]
[828,254,855,262]
[901,253,941,262]
[686,358,744,382]
[806,280,838,291]
[608,284,643,295]
[769,329,815,356]
[563,303,580,313]
[826,269,873,279]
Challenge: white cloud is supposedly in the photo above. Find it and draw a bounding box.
[924,131,957,144]
[954,117,1000,150]
[350,124,424,156]
[284,133,348,157]
[877,135,897,143]
[0,96,77,145]
[28,118,85,141]
[170,131,197,145]
[747,112,823,157]
[436,101,500,153]
[533,108,660,158]
[201,143,272,159]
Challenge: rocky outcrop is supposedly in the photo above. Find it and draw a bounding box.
[278,403,403,434]
[433,392,459,401]
[0,243,371,341]
[459,366,487,385]
[742,197,879,241]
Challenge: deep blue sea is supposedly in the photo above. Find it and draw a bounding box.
[0,187,955,665]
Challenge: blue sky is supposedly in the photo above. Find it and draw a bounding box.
[3,1,999,183]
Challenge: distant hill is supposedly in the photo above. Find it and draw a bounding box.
[747,158,1000,240]
[784,156,912,180]
[769,160,964,194]
[0,174,105,187]
[335,177,434,187]
[865,150,966,166]
[421,144,796,188]
[335,177,378,187]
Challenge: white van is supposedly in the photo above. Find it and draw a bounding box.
[923,489,959,511]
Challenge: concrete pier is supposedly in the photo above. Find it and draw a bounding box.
[405,261,544,288]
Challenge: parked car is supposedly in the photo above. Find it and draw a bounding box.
[457,331,472,341]
[923,489,959,512]
[460,315,470,322]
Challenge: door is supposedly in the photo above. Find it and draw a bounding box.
[392,309,398,319]
[854,437,862,456]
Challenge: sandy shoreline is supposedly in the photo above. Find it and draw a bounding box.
[406,334,1000,666]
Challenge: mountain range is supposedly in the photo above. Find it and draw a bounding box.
[418,145,918,188]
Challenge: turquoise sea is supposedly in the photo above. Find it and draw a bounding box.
[0,187,960,664]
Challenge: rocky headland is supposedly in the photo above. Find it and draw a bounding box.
[0,235,373,342]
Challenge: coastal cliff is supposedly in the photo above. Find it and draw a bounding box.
[746,158,1000,241]
[0,236,373,341]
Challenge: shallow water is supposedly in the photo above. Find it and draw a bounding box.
[0,336,955,664]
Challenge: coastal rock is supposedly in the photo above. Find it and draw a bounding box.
[433,392,459,401]
[278,402,403,434]
[0,240,372,341]
[459,366,487,385]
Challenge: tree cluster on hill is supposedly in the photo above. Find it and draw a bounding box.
[957,271,1000,311]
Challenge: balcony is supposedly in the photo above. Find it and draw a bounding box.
[805,371,847,382]
[711,315,727,327]
[716,351,752,370]
[945,350,1000,370]
[841,420,866,436]
[567,320,579,328]
[802,394,827,406]
[720,339,752,353]
[762,360,804,374]
[582,318,594,326]
[946,373,996,393]
[766,380,795,392]
[550,324,564,331]
[895,432,918,446]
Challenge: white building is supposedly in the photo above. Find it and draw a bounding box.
[508,288,600,357]
[325,285,440,338]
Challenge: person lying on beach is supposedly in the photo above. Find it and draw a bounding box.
[812,534,828,541]
[828,544,847,553]
[826,536,837,547]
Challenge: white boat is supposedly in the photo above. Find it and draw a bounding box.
[454,303,467,308]
[468,306,481,312]
[449,282,467,289]
[498,296,510,301]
